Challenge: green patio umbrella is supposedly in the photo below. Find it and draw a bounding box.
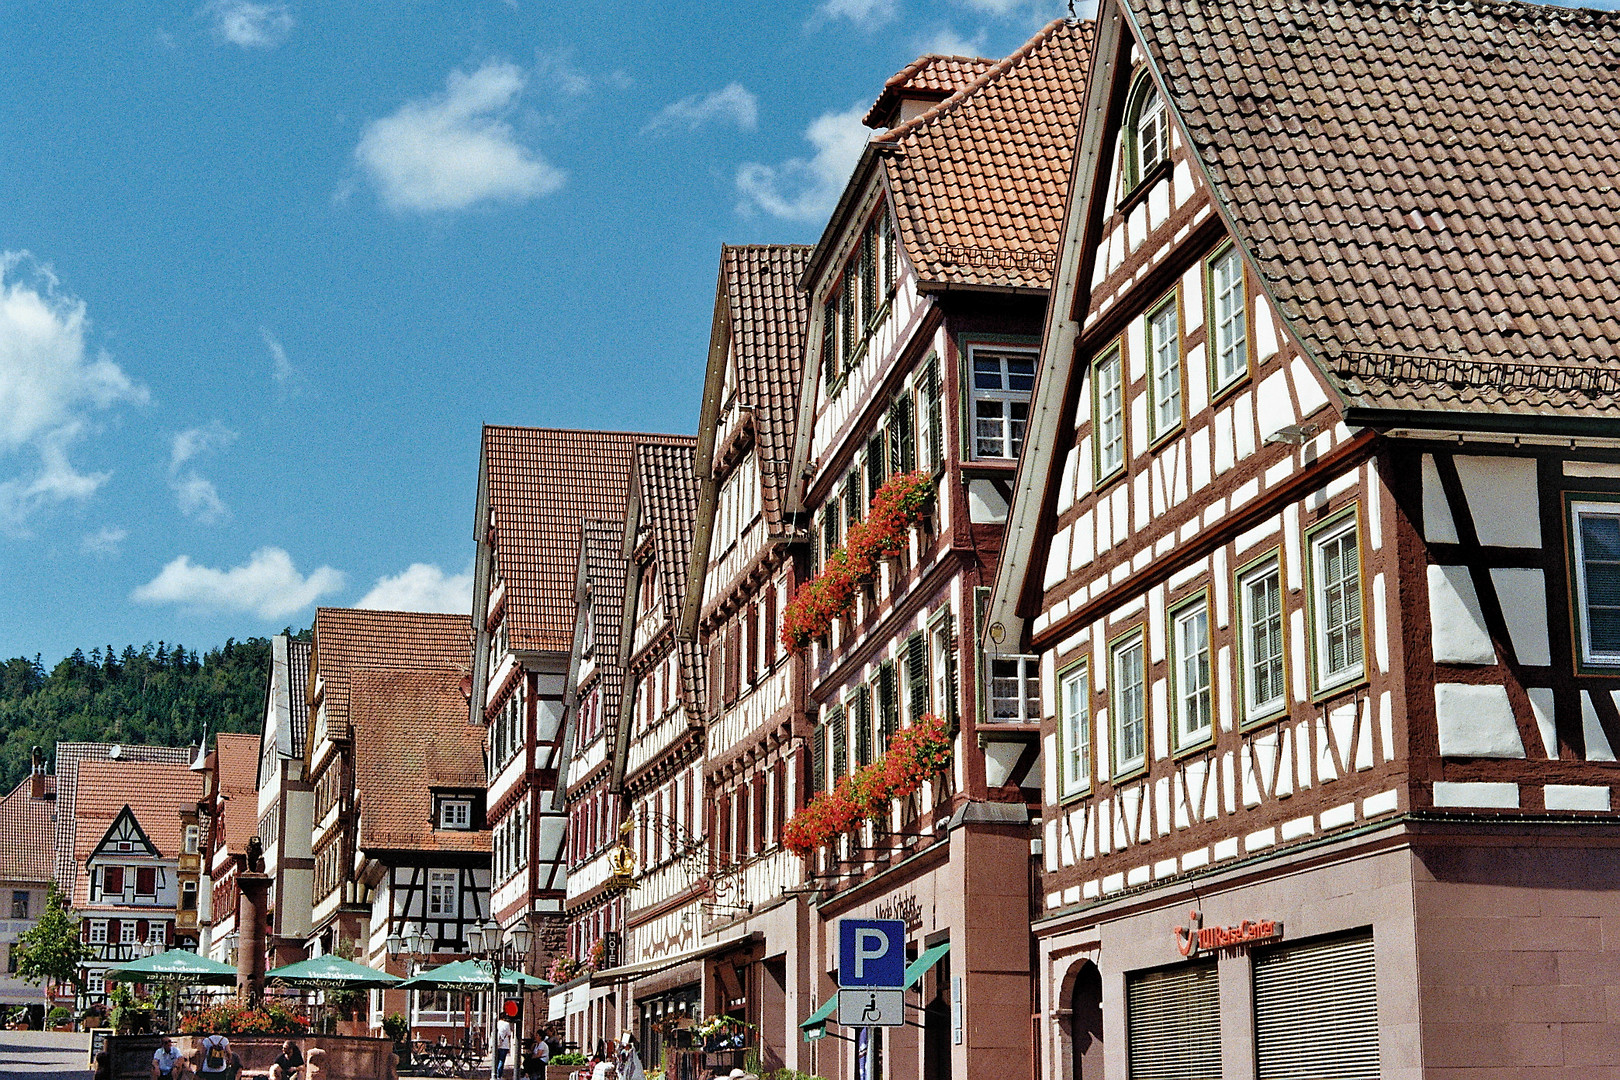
[104,949,238,986]
[394,959,548,991]
[264,954,402,990]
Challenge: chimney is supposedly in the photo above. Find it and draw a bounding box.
[29,746,44,799]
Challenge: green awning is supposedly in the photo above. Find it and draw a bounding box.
[799,993,838,1039]
[105,949,237,986]
[903,942,950,989]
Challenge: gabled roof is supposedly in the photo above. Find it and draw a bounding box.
[310,608,472,740]
[862,54,997,129]
[870,18,1095,291]
[286,638,311,756]
[53,742,194,899]
[480,426,685,655]
[72,760,201,905]
[213,733,260,855]
[626,440,703,707]
[0,776,54,884]
[1130,0,1620,427]
[578,519,629,749]
[352,667,489,854]
[723,245,813,533]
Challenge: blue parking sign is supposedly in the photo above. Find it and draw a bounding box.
[838,919,906,988]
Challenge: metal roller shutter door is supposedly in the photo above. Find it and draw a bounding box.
[1126,961,1221,1079]
[1255,931,1378,1079]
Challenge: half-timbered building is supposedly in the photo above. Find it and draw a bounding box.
[71,760,201,1009]
[984,0,1620,1074]
[254,634,315,968]
[600,439,706,1063]
[681,243,813,1074]
[552,521,630,1052]
[782,22,1092,1080]
[472,426,679,1025]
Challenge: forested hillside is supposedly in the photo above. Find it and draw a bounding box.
[0,633,302,792]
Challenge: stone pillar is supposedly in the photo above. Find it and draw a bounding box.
[236,871,272,1003]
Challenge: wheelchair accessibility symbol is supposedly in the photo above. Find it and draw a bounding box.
[838,988,905,1027]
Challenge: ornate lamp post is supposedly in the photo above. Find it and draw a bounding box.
[466,919,533,1080]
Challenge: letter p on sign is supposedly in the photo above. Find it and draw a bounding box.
[838,919,906,988]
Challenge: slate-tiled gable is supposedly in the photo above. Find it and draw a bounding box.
[874,18,1095,291]
[483,427,683,655]
[721,245,812,535]
[1133,0,1620,423]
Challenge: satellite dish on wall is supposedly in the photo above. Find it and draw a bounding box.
[108,744,123,760]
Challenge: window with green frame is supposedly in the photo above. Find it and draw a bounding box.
[1237,554,1287,722]
[1308,512,1364,692]
[1570,496,1620,667]
[1111,632,1147,774]
[1123,74,1169,192]
[1208,245,1248,392]
[1147,296,1182,440]
[1059,661,1091,799]
[1170,597,1212,748]
[1094,347,1126,481]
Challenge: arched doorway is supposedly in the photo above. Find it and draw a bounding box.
[1066,960,1103,1080]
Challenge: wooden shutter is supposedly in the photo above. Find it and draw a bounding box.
[104,866,123,896]
[829,705,848,780]
[724,622,741,705]
[763,585,778,667]
[822,299,838,389]
[1255,932,1378,1080]
[881,213,897,294]
[136,867,155,896]
[745,604,759,686]
[906,631,929,722]
[861,226,878,327]
[709,641,723,719]
[772,761,786,843]
[867,432,887,497]
[810,725,827,797]
[717,795,732,865]
[877,661,898,744]
[941,610,959,726]
[854,688,873,767]
[845,468,863,523]
[754,775,767,853]
[925,355,944,468]
[890,395,915,474]
[1126,961,1221,1080]
[841,278,857,370]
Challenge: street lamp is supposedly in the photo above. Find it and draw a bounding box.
[466,919,533,1080]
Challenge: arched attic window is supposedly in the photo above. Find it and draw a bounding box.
[1123,73,1170,193]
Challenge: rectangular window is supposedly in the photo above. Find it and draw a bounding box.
[437,798,472,830]
[1094,348,1126,479]
[183,825,199,855]
[881,213,897,295]
[1239,558,1287,720]
[181,881,198,912]
[970,347,1038,459]
[10,891,27,920]
[1059,664,1090,799]
[89,921,108,945]
[1210,246,1248,390]
[86,970,105,995]
[1311,517,1364,689]
[828,705,847,781]
[987,657,1041,724]
[102,866,124,897]
[1148,298,1182,438]
[120,921,138,945]
[135,867,156,896]
[1571,500,1620,666]
[1112,634,1147,774]
[1172,601,1213,747]
[427,870,457,917]
[147,924,165,945]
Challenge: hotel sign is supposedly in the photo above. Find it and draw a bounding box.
[1174,910,1283,957]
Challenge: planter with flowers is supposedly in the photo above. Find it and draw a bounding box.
[782,713,953,857]
[545,954,594,985]
[781,472,934,654]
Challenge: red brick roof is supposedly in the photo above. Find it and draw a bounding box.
[722,245,812,535]
[52,743,194,897]
[72,760,202,906]
[1136,0,1620,422]
[352,667,490,854]
[0,776,54,884]
[213,733,260,856]
[482,426,685,654]
[875,18,1095,291]
[311,608,472,736]
[863,54,996,129]
[579,520,628,747]
[631,440,705,715]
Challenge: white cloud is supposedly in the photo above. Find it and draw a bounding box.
[355,562,474,614]
[736,104,871,221]
[0,253,147,526]
[132,547,344,620]
[534,49,592,97]
[262,328,294,383]
[355,61,566,213]
[646,83,759,133]
[814,0,899,30]
[81,526,127,557]
[168,422,236,524]
[917,25,989,56]
[203,0,294,48]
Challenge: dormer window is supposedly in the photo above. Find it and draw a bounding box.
[970,346,1038,459]
[1125,76,1169,192]
[639,561,659,615]
[436,797,473,830]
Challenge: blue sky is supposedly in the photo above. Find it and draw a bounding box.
[0,0,1070,662]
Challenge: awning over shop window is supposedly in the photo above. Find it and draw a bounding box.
[591,930,760,988]
[800,941,951,1041]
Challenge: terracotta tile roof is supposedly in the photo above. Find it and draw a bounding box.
[0,777,55,884]
[863,54,997,128]
[1136,0,1620,423]
[213,733,260,855]
[287,639,311,757]
[631,440,705,715]
[579,520,628,747]
[71,760,202,906]
[722,245,812,534]
[52,742,194,898]
[352,667,490,854]
[483,426,686,655]
[311,608,472,737]
[875,19,1095,290]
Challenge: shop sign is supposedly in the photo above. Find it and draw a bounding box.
[601,931,622,969]
[873,892,923,933]
[1173,910,1283,957]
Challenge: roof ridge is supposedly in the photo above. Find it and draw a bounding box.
[873,17,1075,146]
[482,424,692,439]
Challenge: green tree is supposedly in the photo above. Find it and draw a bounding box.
[13,885,87,995]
